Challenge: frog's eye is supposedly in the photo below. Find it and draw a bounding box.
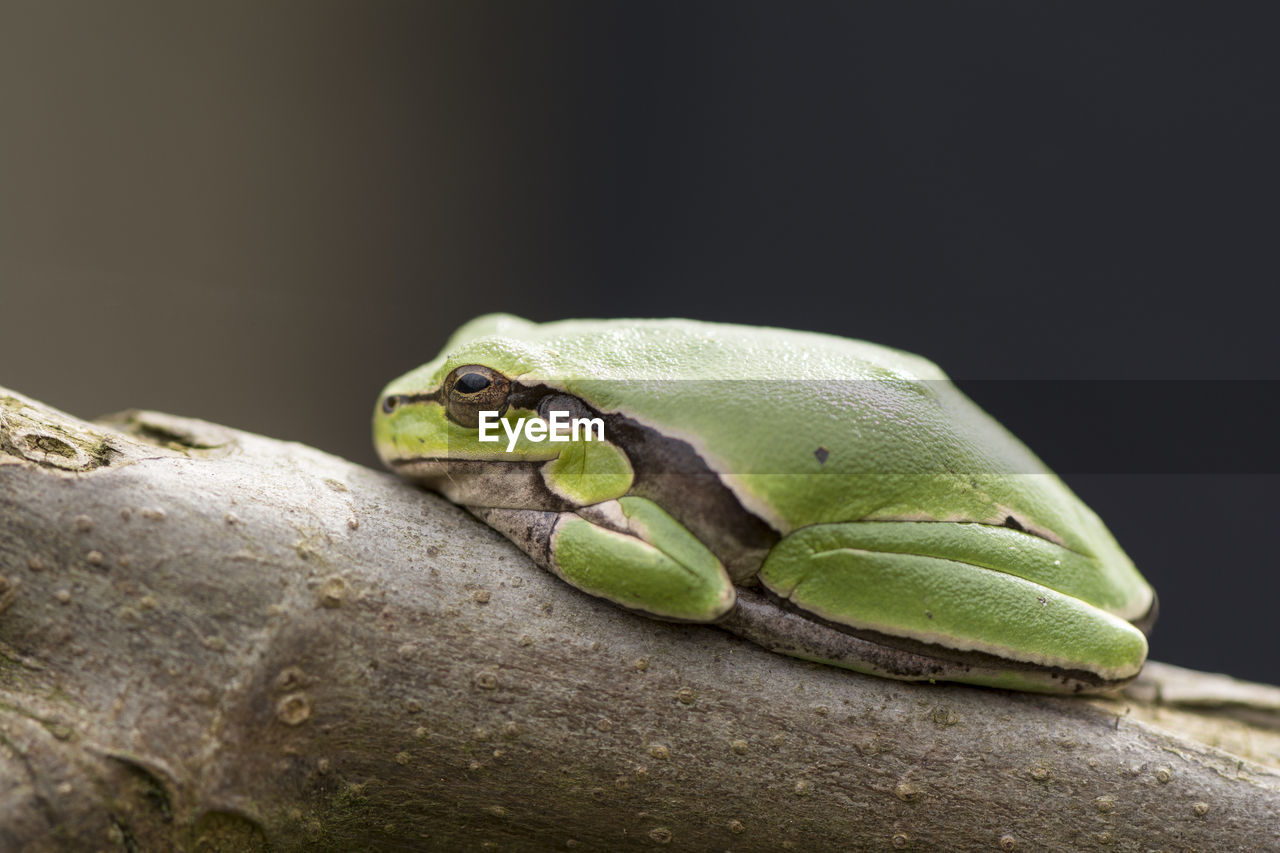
[381,395,401,414]
[443,364,511,428]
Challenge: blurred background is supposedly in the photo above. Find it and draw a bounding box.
[3,2,1277,683]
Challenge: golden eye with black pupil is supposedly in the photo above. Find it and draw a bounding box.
[443,364,511,428]
[456,372,491,393]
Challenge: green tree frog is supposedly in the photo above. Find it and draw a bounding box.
[374,315,1156,693]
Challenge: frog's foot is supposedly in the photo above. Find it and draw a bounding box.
[470,497,735,622]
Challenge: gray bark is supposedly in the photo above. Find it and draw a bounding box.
[0,387,1277,851]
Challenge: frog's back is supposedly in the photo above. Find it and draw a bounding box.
[443,315,1056,535]
[448,314,947,384]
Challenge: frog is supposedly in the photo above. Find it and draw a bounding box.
[374,314,1156,693]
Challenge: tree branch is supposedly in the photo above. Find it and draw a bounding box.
[1,387,1277,851]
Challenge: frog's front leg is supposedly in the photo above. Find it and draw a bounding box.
[472,496,735,622]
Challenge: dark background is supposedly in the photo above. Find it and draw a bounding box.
[3,2,1276,683]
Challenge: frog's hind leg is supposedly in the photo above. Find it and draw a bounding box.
[738,522,1146,693]
[470,497,735,623]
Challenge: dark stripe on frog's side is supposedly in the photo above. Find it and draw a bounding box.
[727,586,1129,692]
[509,383,780,582]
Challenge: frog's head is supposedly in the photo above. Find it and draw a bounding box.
[373,314,590,507]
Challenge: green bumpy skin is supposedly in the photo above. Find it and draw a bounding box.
[374,314,1157,694]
